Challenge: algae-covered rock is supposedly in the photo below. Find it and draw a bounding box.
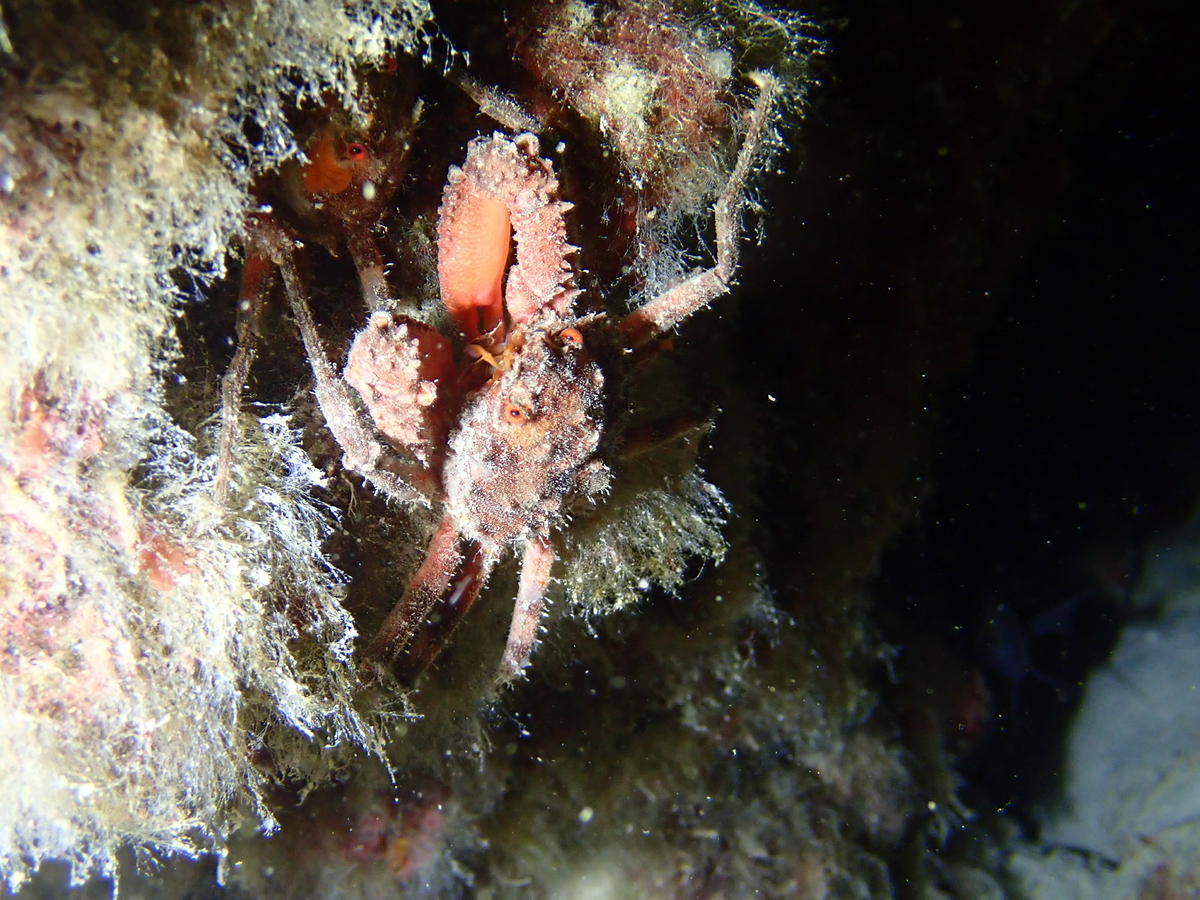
[0,0,429,889]
[0,2,928,896]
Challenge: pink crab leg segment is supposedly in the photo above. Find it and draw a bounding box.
[499,534,556,682]
[365,513,464,667]
[620,71,779,347]
[399,543,498,681]
[437,133,577,342]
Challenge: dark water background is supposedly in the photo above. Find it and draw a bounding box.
[738,0,1198,833]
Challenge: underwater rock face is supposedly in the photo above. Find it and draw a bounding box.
[5,1,918,896]
[11,0,1192,895]
[1025,521,1200,889]
[0,0,429,890]
[1040,572,1200,858]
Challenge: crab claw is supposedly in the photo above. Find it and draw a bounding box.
[436,133,576,344]
[437,187,509,341]
[344,312,458,466]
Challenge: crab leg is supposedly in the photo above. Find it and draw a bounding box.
[498,534,556,682]
[271,229,436,505]
[364,513,464,670]
[213,245,271,508]
[346,226,391,311]
[395,542,498,681]
[620,71,779,347]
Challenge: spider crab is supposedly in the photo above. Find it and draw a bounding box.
[232,72,778,683]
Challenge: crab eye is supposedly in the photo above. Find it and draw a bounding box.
[559,327,584,348]
[501,401,529,423]
[346,141,369,161]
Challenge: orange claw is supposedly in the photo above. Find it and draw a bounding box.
[436,133,576,344]
[437,191,509,341]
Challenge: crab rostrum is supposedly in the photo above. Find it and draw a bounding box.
[253,73,778,682]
